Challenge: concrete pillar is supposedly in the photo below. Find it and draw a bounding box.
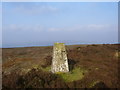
[51,43,69,73]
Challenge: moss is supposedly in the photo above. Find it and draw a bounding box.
[40,66,51,72]
[54,43,65,49]
[32,64,39,69]
[30,64,51,72]
[57,67,87,82]
[54,43,64,45]
[89,81,100,88]
[55,72,65,74]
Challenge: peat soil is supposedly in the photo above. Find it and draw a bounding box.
[2,44,119,88]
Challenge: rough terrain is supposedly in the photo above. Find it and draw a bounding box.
[2,44,119,88]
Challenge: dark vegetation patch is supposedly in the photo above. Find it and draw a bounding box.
[68,59,77,71]
[2,68,68,88]
[2,68,109,88]
[92,81,109,88]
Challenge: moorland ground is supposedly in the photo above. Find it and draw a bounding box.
[2,44,119,88]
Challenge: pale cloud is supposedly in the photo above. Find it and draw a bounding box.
[3,24,46,31]
[48,28,60,31]
[48,24,116,32]
[3,24,117,32]
[13,4,58,15]
[87,24,110,30]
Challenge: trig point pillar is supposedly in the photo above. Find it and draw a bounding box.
[51,43,69,73]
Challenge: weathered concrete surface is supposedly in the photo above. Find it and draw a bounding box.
[51,43,69,73]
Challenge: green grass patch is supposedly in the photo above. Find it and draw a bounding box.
[31,64,87,82]
[89,81,100,88]
[32,64,51,72]
[41,66,51,72]
[57,67,87,82]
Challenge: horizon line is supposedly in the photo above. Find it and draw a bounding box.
[1,42,119,48]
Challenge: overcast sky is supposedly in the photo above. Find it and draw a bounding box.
[2,2,118,47]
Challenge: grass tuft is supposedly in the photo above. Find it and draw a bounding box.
[41,66,51,72]
[57,67,87,82]
[89,81,100,88]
